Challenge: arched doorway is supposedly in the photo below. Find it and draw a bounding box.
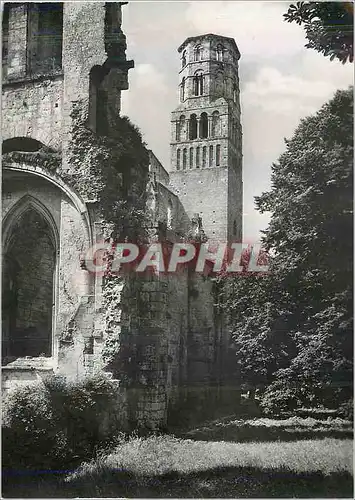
[2,204,57,360]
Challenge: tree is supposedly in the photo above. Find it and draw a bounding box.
[222,88,353,411]
[284,2,354,63]
[256,88,353,410]
[220,272,297,398]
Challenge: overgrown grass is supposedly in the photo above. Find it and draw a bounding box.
[3,415,353,498]
[4,435,352,498]
[182,415,353,441]
[69,435,353,478]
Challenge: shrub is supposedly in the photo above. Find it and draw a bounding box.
[338,399,354,420]
[259,380,309,416]
[2,373,124,471]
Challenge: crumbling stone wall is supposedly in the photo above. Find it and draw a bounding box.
[2,2,237,431]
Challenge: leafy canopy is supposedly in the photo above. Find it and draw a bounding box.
[284,2,354,63]
[221,88,353,410]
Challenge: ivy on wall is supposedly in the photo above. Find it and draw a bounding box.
[60,100,150,242]
[58,100,153,382]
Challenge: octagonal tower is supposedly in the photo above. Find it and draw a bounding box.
[169,34,243,243]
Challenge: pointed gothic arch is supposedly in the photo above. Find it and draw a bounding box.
[2,195,59,361]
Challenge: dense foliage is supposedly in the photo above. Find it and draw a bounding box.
[61,101,150,242]
[2,374,124,471]
[222,88,353,413]
[284,2,354,63]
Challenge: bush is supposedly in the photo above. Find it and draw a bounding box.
[259,381,310,416]
[338,399,354,420]
[259,379,353,418]
[2,373,124,471]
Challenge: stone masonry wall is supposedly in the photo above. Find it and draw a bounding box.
[2,78,63,150]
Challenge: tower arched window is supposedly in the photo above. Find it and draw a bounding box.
[193,71,204,96]
[182,51,186,68]
[209,145,213,167]
[216,44,224,62]
[189,148,193,169]
[189,114,198,140]
[183,148,187,170]
[199,112,208,139]
[179,115,186,141]
[194,45,202,61]
[180,77,185,102]
[233,85,238,103]
[176,149,181,170]
[211,111,220,137]
[176,121,181,141]
[196,146,200,168]
[216,144,221,166]
[202,146,207,168]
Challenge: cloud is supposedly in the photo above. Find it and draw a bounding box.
[121,63,174,164]
[185,1,306,58]
[121,2,354,241]
[242,65,346,119]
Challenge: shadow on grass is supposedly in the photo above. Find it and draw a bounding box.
[181,426,353,442]
[2,466,353,498]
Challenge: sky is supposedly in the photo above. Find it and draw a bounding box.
[120,1,353,241]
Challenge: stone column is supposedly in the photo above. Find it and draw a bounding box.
[208,116,212,138]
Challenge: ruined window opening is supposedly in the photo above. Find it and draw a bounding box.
[176,149,181,170]
[2,207,56,361]
[196,146,200,168]
[189,114,197,140]
[233,220,237,236]
[233,85,238,103]
[183,148,187,170]
[199,112,208,138]
[28,3,63,76]
[209,145,213,167]
[189,147,193,168]
[216,144,221,166]
[2,4,9,79]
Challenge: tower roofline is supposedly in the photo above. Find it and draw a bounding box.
[178,33,240,59]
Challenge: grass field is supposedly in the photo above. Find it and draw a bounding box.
[2,417,353,498]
